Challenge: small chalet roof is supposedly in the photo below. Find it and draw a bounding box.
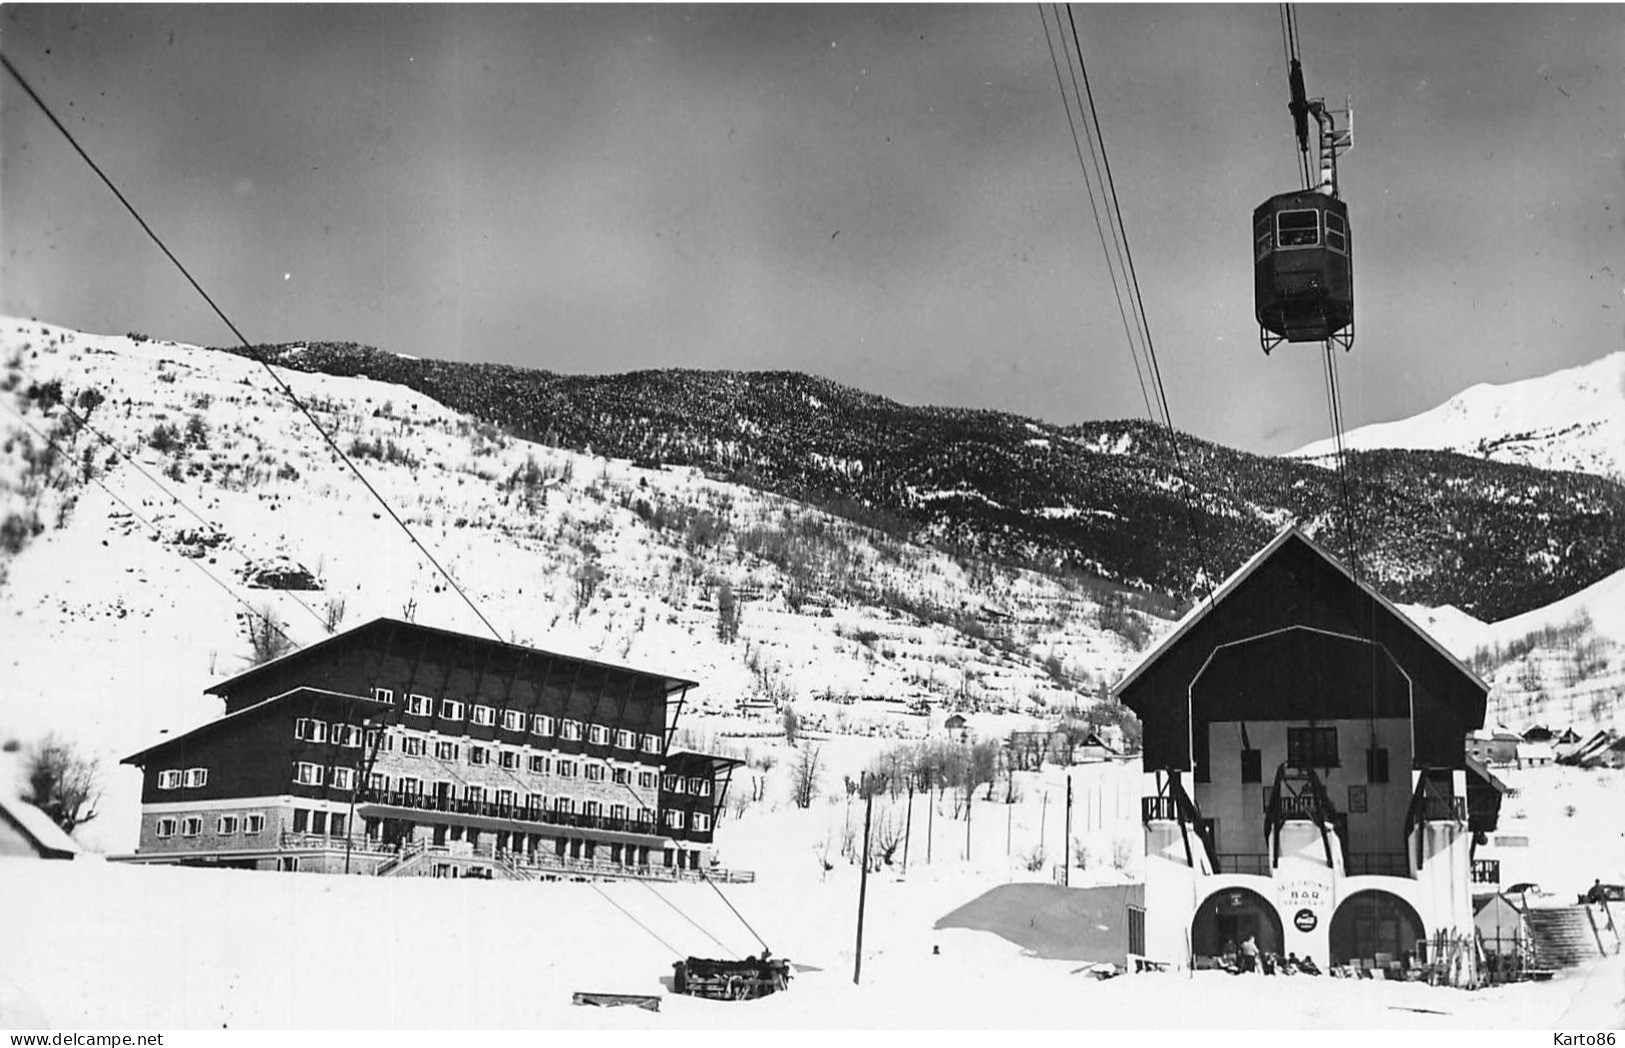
[121,686,387,766]
[0,792,81,858]
[1112,523,1486,700]
[664,750,747,773]
[205,617,698,699]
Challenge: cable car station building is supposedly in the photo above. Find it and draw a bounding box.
[118,619,744,881]
[1115,525,1499,972]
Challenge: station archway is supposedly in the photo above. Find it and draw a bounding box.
[1191,886,1284,959]
[1329,890,1425,965]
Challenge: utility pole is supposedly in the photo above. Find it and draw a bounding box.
[926,769,934,865]
[854,772,878,985]
[1040,789,1049,859]
[965,791,973,862]
[902,775,914,875]
[1064,775,1073,887]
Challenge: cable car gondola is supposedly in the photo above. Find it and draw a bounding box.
[1255,49,1353,354]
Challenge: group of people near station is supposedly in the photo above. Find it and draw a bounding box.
[1217,935,1322,976]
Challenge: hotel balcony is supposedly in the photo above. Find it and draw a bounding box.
[356,789,668,844]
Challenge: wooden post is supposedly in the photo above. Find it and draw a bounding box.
[1064,774,1073,887]
[854,772,877,985]
[902,777,914,875]
[965,791,972,862]
[926,769,934,865]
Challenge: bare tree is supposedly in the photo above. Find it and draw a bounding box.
[716,579,741,643]
[323,596,347,634]
[245,605,294,666]
[23,735,100,834]
[782,705,801,745]
[791,744,823,809]
[872,806,905,865]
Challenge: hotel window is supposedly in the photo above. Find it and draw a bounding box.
[363,728,388,752]
[311,812,328,835]
[183,768,208,788]
[638,771,656,789]
[527,792,544,812]
[1287,727,1339,769]
[529,754,549,774]
[244,814,266,834]
[556,760,577,778]
[615,729,635,750]
[552,797,574,814]
[439,699,465,721]
[1366,746,1390,784]
[157,769,182,790]
[688,777,710,796]
[295,762,323,786]
[1240,748,1263,784]
[181,817,203,837]
[155,818,177,838]
[399,776,423,796]
[330,814,347,836]
[693,813,711,832]
[332,725,362,748]
[331,767,356,791]
[369,772,389,794]
[610,803,628,821]
[499,750,519,770]
[642,734,661,754]
[216,815,239,835]
[469,746,490,766]
[532,714,556,737]
[471,705,495,727]
[662,774,682,793]
[294,718,328,743]
[502,709,526,732]
[561,719,583,741]
[583,800,602,819]
[465,784,486,804]
[663,810,686,830]
[401,735,425,756]
[293,809,309,833]
[404,694,431,716]
[496,788,516,809]
[434,741,459,762]
[612,767,630,785]
[588,724,609,745]
[372,687,395,705]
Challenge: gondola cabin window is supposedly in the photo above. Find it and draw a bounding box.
[1277,210,1320,248]
[1254,215,1273,261]
[1287,726,1339,769]
[1325,210,1348,253]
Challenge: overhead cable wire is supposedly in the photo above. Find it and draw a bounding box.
[1054,4,1221,607]
[1,398,303,651]
[637,878,740,959]
[0,52,505,644]
[1038,5,1155,423]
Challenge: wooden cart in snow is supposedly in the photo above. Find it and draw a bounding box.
[672,955,791,1000]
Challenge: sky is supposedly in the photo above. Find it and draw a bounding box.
[3,4,1621,454]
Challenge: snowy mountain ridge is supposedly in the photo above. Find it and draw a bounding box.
[1293,351,1625,482]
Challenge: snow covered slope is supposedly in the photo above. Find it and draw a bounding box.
[0,318,1155,853]
[1294,352,1625,482]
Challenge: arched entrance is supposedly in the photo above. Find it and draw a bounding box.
[1191,887,1284,960]
[1329,890,1425,966]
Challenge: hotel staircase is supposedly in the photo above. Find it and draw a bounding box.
[1525,907,1606,970]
